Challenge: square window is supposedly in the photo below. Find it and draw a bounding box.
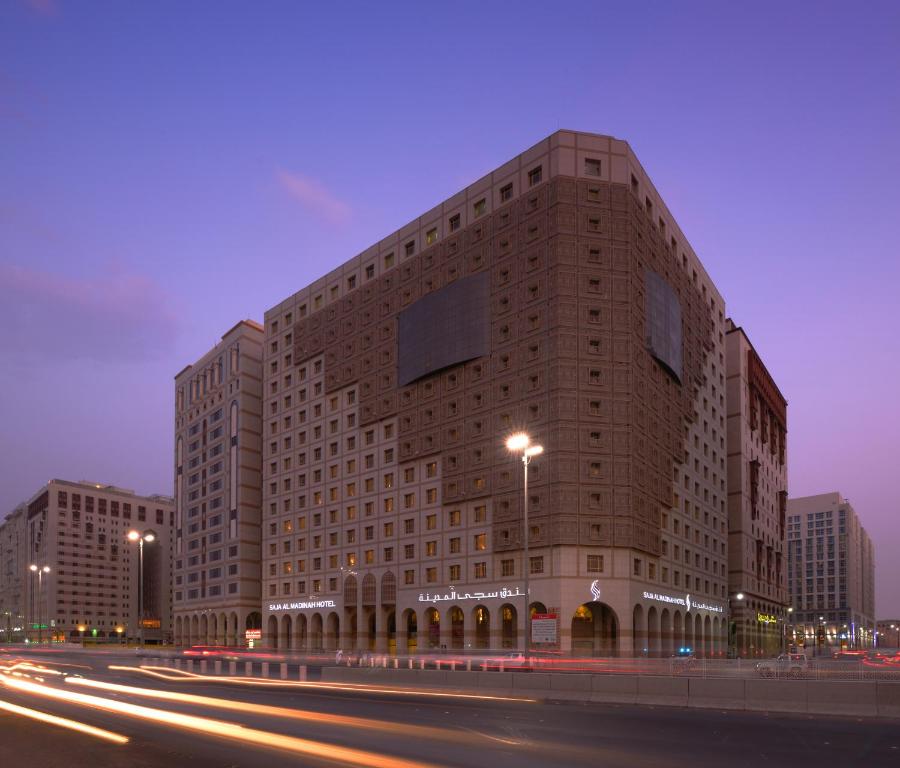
[584,158,602,177]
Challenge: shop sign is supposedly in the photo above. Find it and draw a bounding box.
[245,629,262,640]
[641,591,724,614]
[269,599,336,611]
[757,613,778,624]
[417,586,524,603]
[531,613,558,644]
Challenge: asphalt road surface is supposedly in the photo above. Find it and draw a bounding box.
[1,650,899,768]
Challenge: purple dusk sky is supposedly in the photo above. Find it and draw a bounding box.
[1,2,898,613]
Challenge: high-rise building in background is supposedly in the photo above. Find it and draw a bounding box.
[0,480,174,644]
[725,320,789,656]
[172,320,264,647]
[0,504,26,642]
[787,492,875,652]
[875,619,900,649]
[259,130,732,656]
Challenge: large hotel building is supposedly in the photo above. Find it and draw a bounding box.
[725,321,789,656]
[259,130,734,656]
[172,320,264,646]
[787,492,875,651]
[0,480,173,643]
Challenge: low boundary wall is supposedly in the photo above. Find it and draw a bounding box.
[146,657,900,718]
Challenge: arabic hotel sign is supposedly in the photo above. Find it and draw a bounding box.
[417,586,524,603]
[641,591,723,614]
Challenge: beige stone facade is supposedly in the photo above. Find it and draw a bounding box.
[261,131,731,656]
[725,321,789,656]
[2,479,174,643]
[787,492,875,652]
[172,320,264,646]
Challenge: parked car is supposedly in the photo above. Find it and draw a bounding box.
[832,650,867,660]
[756,653,809,679]
[182,645,245,662]
[671,651,697,675]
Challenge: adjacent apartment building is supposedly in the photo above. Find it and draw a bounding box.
[876,619,900,649]
[725,320,789,656]
[0,504,26,641]
[787,492,875,652]
[259,130,732,656]
[172,320,264,647]
[0,480,174,643]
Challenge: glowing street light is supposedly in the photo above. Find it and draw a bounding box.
[127,530,156,647]
[505,432,544,660]
[29,565,51,644]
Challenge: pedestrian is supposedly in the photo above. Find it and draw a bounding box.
[335,648,343,665]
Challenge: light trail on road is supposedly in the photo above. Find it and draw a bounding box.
[67,675,476,743]
[0,660,66,676]
[0,696,130,744]
[111,664,537,702]
[0,673,444,768]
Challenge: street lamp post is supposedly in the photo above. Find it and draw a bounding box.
[506,432,544,661]
[29,565,51,644]
[729,592,745,658]
[127,530,156,648]
[783,606,794,653]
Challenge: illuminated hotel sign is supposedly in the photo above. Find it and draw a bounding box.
[268,599,336,611]
[757,613,778,624]
[417,586,524,603]
[641,591,724,614]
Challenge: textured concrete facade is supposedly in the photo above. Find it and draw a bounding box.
[172,320,264,646]
[725,321,789,656]
[261,131,730,656]
[787,492,875,652]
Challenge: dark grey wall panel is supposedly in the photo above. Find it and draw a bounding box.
[645,269,683,383]
[397,272,490,386]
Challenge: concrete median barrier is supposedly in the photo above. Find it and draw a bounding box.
[876,682,900,718]
[745,679,807,713]
[478,671,513,689]
[590,673,639,704]
[688,677,746,710]
[211,662,900,718]
[512,673,552,691]
[807,680,877,717]
[550,674,592,694]
[637,675,689,706]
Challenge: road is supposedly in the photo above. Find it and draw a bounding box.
[1,649,899,768]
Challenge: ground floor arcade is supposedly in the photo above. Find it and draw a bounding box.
[173,608,262,646]
[261,595,727,658]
